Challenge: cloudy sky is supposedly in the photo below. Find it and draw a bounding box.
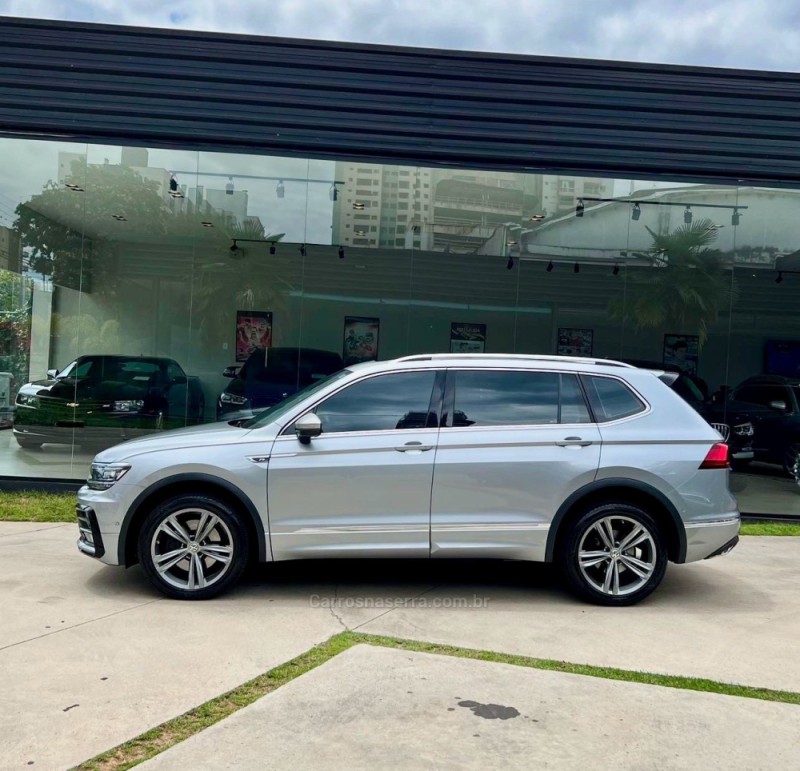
[1,0,799,72]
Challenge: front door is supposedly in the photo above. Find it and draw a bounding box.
[431,369,602,561]
[267,369,442,560]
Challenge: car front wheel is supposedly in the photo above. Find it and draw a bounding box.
[138,495,249,600]
[559,503,667,606]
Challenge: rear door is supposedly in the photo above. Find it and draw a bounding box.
[431,369,601,561]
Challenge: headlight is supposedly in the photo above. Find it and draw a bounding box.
[220,392,248,406]
[16,393,39,408]
[112,400,144,412]
[88,462,131,490]
[734,422,754,437]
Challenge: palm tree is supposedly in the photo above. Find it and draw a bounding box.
[610,219,736,345]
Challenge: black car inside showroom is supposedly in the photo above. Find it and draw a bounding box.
[1,16,800,517]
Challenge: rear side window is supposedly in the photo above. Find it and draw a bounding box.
[581,376,646,422]
[450,371,591,427]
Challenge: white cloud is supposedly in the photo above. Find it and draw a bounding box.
[1,0,799,72]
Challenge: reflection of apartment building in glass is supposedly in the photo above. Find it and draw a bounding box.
[333,165,545,253]
[332,163,434,249]
[541,176,612,216]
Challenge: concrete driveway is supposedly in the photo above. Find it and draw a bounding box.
[1,522,798,769]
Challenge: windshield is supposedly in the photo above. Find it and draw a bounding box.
[242,369,351,429]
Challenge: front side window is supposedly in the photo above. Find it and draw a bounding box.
[314,371,437,434]
[450,370,590,427]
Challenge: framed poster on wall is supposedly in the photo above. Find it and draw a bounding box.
[557,328,593,356]
[663,334,699,375]
[235,311,272,362]
[450,322,486,353]
[343,316,380,366]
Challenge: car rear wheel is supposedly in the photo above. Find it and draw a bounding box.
[138,495,249,600]
[559,503,667,606]
[15,436,42,450]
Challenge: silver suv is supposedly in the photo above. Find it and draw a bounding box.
[76,354,740,606]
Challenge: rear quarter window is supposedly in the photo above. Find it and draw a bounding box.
[581,375,646,422]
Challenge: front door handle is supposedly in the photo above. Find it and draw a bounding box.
[556,436,593,447]
[395,441,434,452]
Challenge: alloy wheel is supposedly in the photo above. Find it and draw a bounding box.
[577,515,657,597]
[150,508,235,591]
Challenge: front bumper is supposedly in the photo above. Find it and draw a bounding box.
[682,515,740,563]
[76,504,105,558]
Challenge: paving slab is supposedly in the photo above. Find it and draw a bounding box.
[357,537,800,693]
[141,644,800,770]
[2,526,798,769]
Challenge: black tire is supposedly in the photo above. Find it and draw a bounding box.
[138,494,249,600]
[558,503,668,607]
[782,443,800,480]
[15,436,43,450]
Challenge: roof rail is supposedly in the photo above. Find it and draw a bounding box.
[393,353,635,368]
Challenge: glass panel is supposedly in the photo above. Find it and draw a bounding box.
[315,371,436,433]
[451,370,560,427]
[582,376,646,422]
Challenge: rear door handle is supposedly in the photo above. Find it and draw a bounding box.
[395,441,434,452]
[556,436,593,447]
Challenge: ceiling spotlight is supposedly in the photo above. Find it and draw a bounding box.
[529,213,545,222]
[506,256,515,270]
[338,245,345,259]
[776,272,784,284]
[353,202,366,210]
[575,199,585,218]
[631,203,641,221]
[230,240,239,253]
[300,244,307,257]
[225,176,234,196]
[330,183,339,202]
[276,180,285,199]
[574,262,580,274]
[201,221,214,228]
[546,260,554,272]
[612,263,620,275]
[732,208,741,226]
[684,205,693,224]
[269,242,277,256]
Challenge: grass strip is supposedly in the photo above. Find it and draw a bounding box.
[73,633,355,771]
[74,630,800,770]
[740,521,800,536]
[0,491,75,522]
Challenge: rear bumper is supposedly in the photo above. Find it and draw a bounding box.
[682,515,740,563]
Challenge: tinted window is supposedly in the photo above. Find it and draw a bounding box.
[450,371,589,427]
[315,371,437,433]
[240,348,342,384]
[582,376,645,422]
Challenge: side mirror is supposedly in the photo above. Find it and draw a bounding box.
[47,368,59,379]
[294,412,322,445]
[769,400,788,412]
[222,366,240,379]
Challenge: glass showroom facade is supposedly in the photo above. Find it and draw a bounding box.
[1,135,799,514]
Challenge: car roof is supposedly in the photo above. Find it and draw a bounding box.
[738,374,800,386]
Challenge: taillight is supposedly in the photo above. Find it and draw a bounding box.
[700,442,729,469]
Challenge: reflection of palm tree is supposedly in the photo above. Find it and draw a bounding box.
[610,219,736,345]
